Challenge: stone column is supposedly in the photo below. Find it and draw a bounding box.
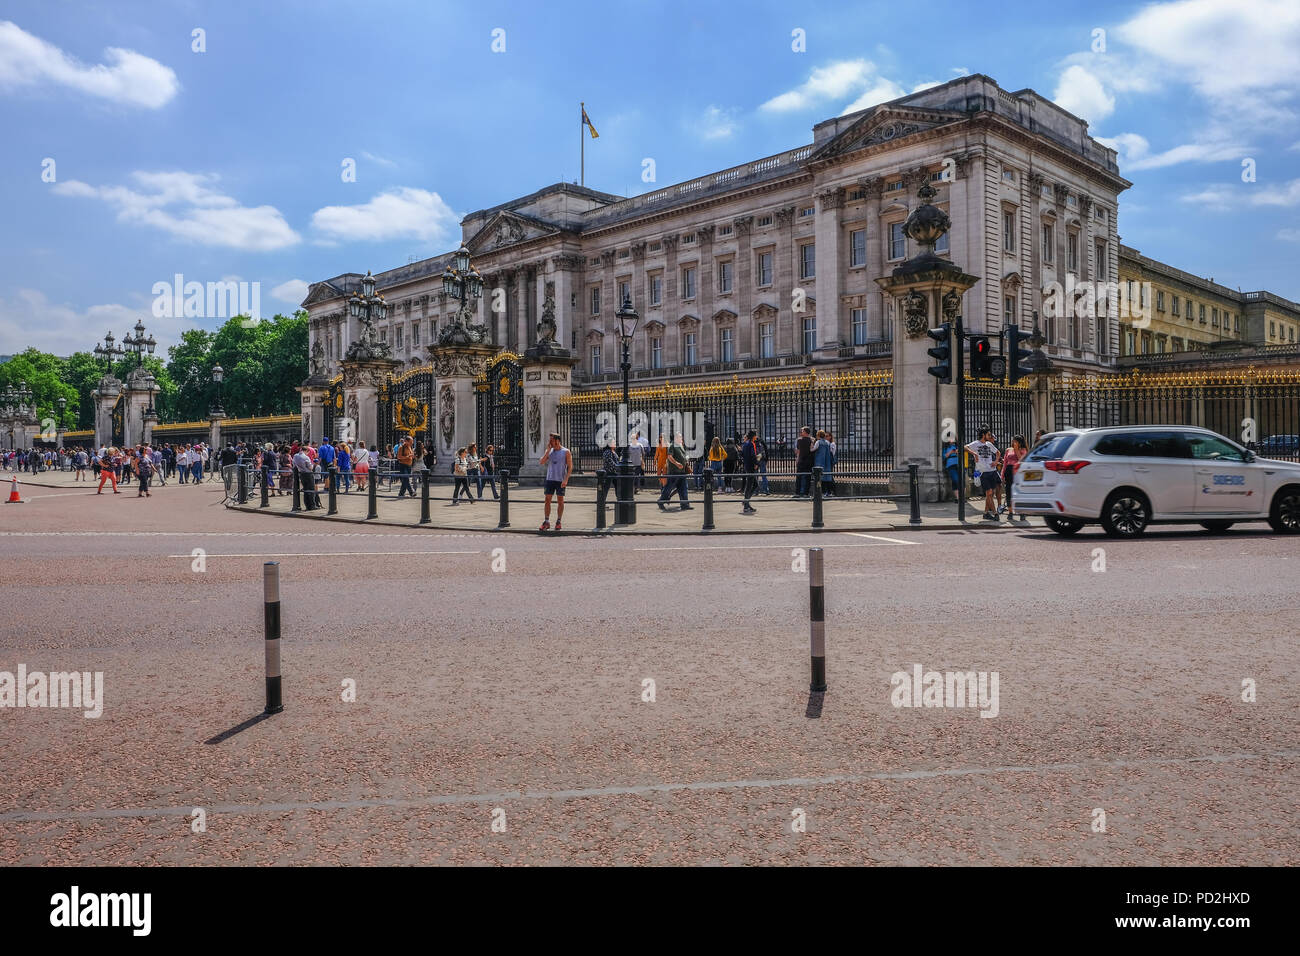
[208,412,223,453]
[297,378,328,446]
[862,179,885,340]
[775,206,796,354]
[662,236,679,365]
[814,186,844,354]
[141,408,158,446]
[520,353,577,478]
[341,357,401,450]
[93,376,123,449]
[733,216,754,356]
[429,344,495,461]
[550,255,581,354]
[876,268,980,501]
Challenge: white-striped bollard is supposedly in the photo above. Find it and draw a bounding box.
[264,561,283,714]
[809,547,826,692]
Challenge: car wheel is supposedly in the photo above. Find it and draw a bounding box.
[1101,490,1150,538]
[1268,485,1300,534]
[1045,517,1084,536]
[1199,521,1234,533]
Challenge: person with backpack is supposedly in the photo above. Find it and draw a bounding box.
[706,437,726,492]
[813,429,837,497]
[395,437,416,498]
[293,446,320,509]
[451,447,474,505]
[740,430,761,515]
[965,425,1002,523]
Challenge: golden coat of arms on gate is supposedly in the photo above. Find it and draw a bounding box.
[395,396,428,432]
[499,376,511,397]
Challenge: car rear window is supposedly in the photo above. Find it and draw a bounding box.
[1026,434,1078,461]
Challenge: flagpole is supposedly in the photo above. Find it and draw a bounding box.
[580,101,585,187]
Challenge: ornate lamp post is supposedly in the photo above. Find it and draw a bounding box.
[93,331,125,372]
[123,319,156,368]
[437,245,488,345]
[211,364,225,416]
[614,293,640,525]
[345,271,390,360]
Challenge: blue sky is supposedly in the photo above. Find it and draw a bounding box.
[1,0,1297,356]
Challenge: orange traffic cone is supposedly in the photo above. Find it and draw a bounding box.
[6,475,23,503]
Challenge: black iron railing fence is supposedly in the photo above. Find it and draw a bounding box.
[556,370,895,480]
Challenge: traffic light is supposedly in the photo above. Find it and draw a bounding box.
[969,336,992,379]
[1007,323,1034,385]
[926,323,952,384]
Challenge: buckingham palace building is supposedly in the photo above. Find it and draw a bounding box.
[303,73,1130,384]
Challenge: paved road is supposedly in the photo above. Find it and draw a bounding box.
[1,478,1295,865]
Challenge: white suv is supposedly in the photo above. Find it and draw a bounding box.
[1013,425,1300,537]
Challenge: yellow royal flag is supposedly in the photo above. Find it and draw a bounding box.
[582,107,599,139]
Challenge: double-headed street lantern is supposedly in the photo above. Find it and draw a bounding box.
[211,364,225,415]
[348,270,389,347]
[123,319,157,368]
[613,293,640,525]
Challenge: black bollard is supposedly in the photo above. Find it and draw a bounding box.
[498,469,510,529]
[908,462,921,526]
[263,561,283,714]
[367,469,378,519]
[237,464,247,505]
[420,470,430,524]
[812,466,824,529]
[702,474,715,531]
[595,470,607,530]
[291,468,301,512]
[260,466,270,508]
[808,548,826,692]
[327,465,338,515]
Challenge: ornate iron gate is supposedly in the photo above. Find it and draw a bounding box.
[963,381,1034,446]
[476,354,524,473]
[378,367,436,453]
[111,393,125,447]
[323,375,343,440]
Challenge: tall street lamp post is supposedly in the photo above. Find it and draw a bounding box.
[615,293,640,525]
[211,365,225,416]
[437,245,488,345]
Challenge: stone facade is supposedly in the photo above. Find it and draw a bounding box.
[1117,245,1300,357]
[303,75,1138,388]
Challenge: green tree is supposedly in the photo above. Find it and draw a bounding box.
[0,348,77,430]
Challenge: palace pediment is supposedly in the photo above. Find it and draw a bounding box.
[466,210,561,254]
[811,105,965,162]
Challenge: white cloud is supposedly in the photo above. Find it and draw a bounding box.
[1278,228,1300,241]
[1098,131,1247,170]
[761,59,904,114]
[699,105,738,140]
[0,289,142,356]
[1180,178,1300,210]
[909,80,943,94]
[0,20,179,109]
[1289,141,1300,152]
[1053,64,1115,125]
[271,279,309,305]
[310,187,459,244]
[361,150,397,169]
[840,78,906,115]
[53,171,300,251]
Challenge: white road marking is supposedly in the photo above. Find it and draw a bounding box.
[842,532,919,545]
[0,531,481,538]
[168,550,480,558]
[633,542,910,551]
[1,748,1292,824]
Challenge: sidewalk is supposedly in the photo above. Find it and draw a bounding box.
[220,474,1042,535]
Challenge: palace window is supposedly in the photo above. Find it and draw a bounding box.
[1199,304,1206,323]
[1067,233,1079,272]
[1156,291,1165,312]
[849,229,866,267]
[1002,168,1016,182]
[851,307,868,346]
[590,287,600,315]
[1095,241,1107,280]
[650,274,662,306]
[1234,315,1241,333]
[720,327,734,362]
[799,243,815,279]
[1212,308,1219,328]
[651,336,663,369]
[590,344,601,375]
[682,267,696,299]
[1003,209,1016,252]
[379,329,387,345]
[718,260,733,294]
[757,251,773,286]
[1126,330,1136,355]
[1042,223,1054,264]
[1269,320,1276,338]
[684,332,698,365]
[759,322,774,358]
[1172,295,1180,316]
[758,214,773,227]
[802,316,817,354]
[1005,296,1015,326]
[618,280,631,308]
[719,224,733,236]
[412,322,419,345]
[799,206,815,218]
[395,326,403,350]
[847,188,866,200]
[936,227,948,253]
[885,180,903,192]
[888,222,906,260]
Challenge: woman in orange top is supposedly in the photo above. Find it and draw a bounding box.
[654,434,669,488]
